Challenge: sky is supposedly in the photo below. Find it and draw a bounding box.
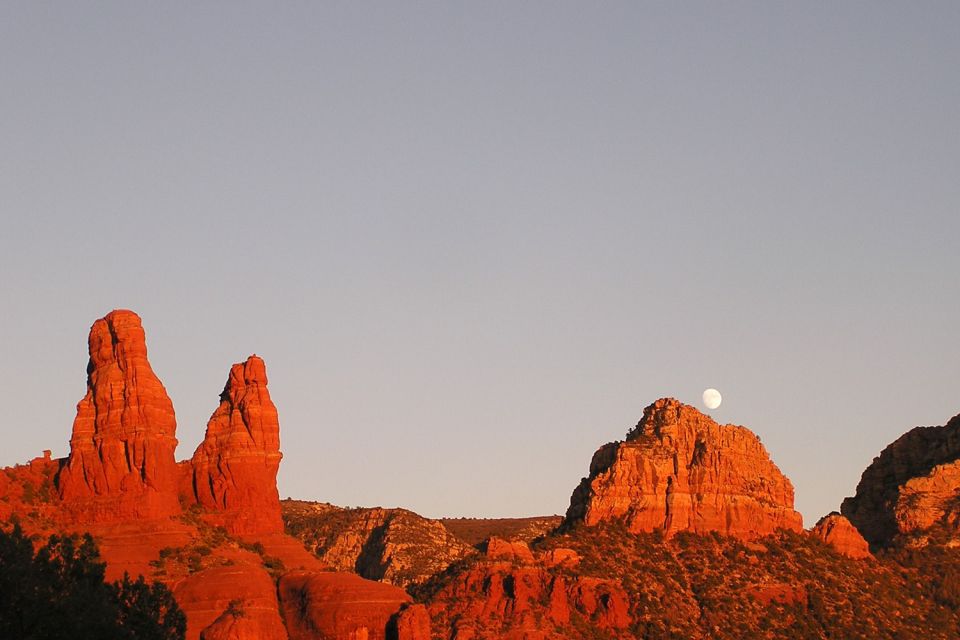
[1,3,958,524]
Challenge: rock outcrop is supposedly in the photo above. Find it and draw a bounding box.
[422,541,630,640]
[175,563,288,640]
[841,413,960,546]
[188,356,284,535]
[811,513,871,559]
[57,310,182,523]
[278,571,419,640]
[282,500,473,588]
[565,398,803,539]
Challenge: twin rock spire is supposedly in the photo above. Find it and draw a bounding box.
[57,309,283,534]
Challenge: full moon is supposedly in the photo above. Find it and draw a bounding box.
[702,388,722,410]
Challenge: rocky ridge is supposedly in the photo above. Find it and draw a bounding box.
[283,500,473,588]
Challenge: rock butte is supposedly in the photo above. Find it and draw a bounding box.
[842,413,960,546]
[565,398,804,539]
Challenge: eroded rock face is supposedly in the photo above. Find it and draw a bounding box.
[174,563,288,640]
[189,356,283,535]
[57,310,181,523]
[565,398,803,539]
[392,604,431,640]
[841,413,960,546]
[811,513,871,559]
[282,501,472,588]
[278,571,415,640]
[423,552,630,640]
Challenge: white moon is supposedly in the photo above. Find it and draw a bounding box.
[702,388,722,410]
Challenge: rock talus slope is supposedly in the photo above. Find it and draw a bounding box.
[565,398,803,539]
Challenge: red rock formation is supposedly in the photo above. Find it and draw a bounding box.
[483,537,535,564]
[57,310,181,523]
[174,563,288,640]
[278,570,415,640]
[424,558,630,639]
[282,501,472,588]
[842,413,960,546]
[392,604,431,640]
[565,398,803,540]
[811,513,871,559]
[188,356,283,535]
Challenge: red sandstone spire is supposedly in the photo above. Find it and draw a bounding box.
[57,309,181,522]
[189,355,284,534]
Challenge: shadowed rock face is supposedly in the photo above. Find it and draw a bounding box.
[565,398,803,540]
[282,501,473,588]
[57,309,182,522]
[811,513,872,559]
[189,356,284,535]
[842,413,960,546]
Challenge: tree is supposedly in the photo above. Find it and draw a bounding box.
[0,524,185,639]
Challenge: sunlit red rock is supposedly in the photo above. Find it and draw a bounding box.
[278,570,414,640]
[188,356,283,535]
[57,310,181,523]
[811,513,871,559]
[565,398,803,539]
[392,604,431,640]
[484,537,535,564]
[174,563,287,640]
[424,558,630,639]
[842,413,960,546]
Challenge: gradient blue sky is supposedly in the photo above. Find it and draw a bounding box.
[1,3,957,523]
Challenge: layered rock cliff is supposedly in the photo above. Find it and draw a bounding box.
[841,413,960,546]
[564,398,803,539]
[188,356,284,535]
[57,310,182,523]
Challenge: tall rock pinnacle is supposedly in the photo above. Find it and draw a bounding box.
[57,310,181,522]
[189,355,284,535]
[565,398,803,540]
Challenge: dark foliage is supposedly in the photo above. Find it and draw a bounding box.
[0,524,185,640]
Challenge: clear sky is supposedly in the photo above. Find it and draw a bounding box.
[1,3,957,524]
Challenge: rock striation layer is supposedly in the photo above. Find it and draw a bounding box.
[565,398,803,539]
[811,513,871,559]
[57,310,181,523]
[841,413,960,546]
[188,356,284,535]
